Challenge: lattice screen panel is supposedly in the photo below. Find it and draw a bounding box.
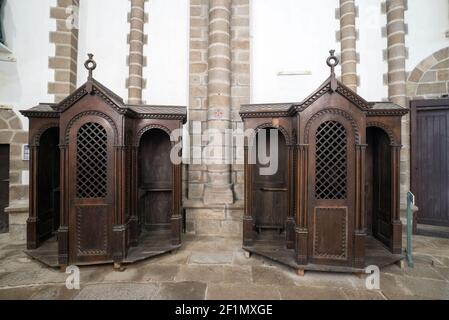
[76,122,108,198]
[315,121,347,200]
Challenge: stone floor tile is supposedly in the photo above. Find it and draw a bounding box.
[340,288,386,300]
[74,283,159,300]
[148,249,192,265]
[278,286,346,300]
[175,265,224,283]
[294,271,365,289]
[432,266,449,281]
[137,264,180,282]
[77,265,114,284]
[383,261,446,280]
[432,255,449,268]
[189,252,234,265]
[0,269,66,287]
[232,251,265,266]
[102,268,141,283]
[398,276,449,300]
[251,266,298,286]
[0,286,42,299]
[207,283,281,300]
[183,236,241,252]
[153,281,207,300]
[30,285,79,300]
[222,265,252,284]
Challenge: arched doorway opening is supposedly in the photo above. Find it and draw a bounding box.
[366,127,392,248]
[37,127,60,244]
[138,128,173,234]
[252,128,288,237]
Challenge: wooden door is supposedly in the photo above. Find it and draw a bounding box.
[308,119,355,266]
[37,128,60,242]
[68,119,114,263]
[138,129,172,231]
[411,99,449,227]
[366,127,392,246]
[0,144,9,233]
[252,129,288,231]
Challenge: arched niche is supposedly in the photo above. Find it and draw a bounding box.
[138,128,173,232]
[251,127,288,235]
[37,127,60,244]
[366,126,392,248]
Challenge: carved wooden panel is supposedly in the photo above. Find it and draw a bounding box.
[76,206,108,256]
[313,207,348,260]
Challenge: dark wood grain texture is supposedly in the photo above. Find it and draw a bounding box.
[240,54,407,272]
[21,60,186,267]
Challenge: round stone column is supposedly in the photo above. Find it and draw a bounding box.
[386,0,408,206]
[128,0,146,104]
[339,0,358,92]
[203,0,233,205]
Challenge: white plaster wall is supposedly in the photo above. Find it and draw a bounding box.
[250,0,340,104]
[0,0,55,130]
[76,0,129,98]
[406,0,449,71]
[144,0,189,106]
[357,0,388,101]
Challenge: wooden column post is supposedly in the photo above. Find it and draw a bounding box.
[243,146,254,246]
[171,131,183,246]
[27,145,39,250]
[354,143,367,268]
[285,145,295,249]
[129,145,139,246]
[391,144,402,254]
[295,144,309,265]
[112,146,127,262]
[58,144,69,266]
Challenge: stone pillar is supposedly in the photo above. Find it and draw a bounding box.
[185,0,250,236]
[203,0,233,205]
[338,0,358,91]
[48,0,79,102]
[385,0,408,207]
[127,0,147,104]
[231,0,250,200]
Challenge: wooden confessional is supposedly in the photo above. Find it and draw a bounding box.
[240,51,408,274]
[21,55,186,268]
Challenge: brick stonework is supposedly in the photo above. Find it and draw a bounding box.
[48,0,79,103]
[230,0,249,201]
[337,0,358,91]
[0,106,29,241]
[407,47,449,99]
[185,0,249,236]
[384,0,409,208]
[127,0,148,104]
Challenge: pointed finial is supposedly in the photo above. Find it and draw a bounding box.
[84,53,97,80]
[327,50,339,92]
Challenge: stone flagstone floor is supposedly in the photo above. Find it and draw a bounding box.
[0,233,448,300]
